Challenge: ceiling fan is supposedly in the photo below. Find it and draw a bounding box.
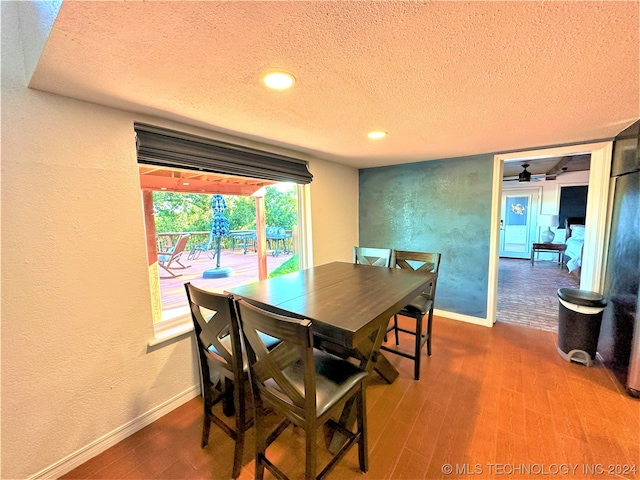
[504,163,568,182]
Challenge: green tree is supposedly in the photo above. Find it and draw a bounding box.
[152,184,298,233]
[265,185,297,229]
[226,196,256,230]
[153,192,212,232]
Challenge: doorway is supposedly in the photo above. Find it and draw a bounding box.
[486,141,613,326]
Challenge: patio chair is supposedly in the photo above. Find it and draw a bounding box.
[157,233,191,278]
[188,230,217,260]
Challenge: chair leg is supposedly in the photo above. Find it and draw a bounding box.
[223,378,235,417]
[158,263,181,278]
[356,386,368,473]
[231,424,244,479]
[393,314,400,345]
[231,379,247,479]
[254,403,267,480]
[305,421,317,480]
[201,405,212,448]
[175,259,191,269]
[427,309,434,356]
[414,315,423,381]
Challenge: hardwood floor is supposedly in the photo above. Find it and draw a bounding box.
[497,258,580,332]
[62,317,639,480]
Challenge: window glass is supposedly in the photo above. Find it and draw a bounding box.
[142,179,300,326]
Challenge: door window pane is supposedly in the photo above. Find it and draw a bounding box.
[503,196,530,253]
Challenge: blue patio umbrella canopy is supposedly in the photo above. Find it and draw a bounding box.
[203,195,233,278]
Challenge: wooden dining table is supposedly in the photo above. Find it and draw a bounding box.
[226,260,437,451]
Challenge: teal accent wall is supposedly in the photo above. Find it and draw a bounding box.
[359,154,494,318]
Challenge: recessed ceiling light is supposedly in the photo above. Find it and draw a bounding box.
[263,72,295,90]
[368,131,388,139]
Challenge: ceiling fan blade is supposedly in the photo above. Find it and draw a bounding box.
[503,176,540,182]
[504,162,572,182]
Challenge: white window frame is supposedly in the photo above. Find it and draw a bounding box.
[147,185,311,346]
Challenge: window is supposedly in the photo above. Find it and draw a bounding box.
[559,185,588,228]
[134,124,312,343]
[151,186,300,322]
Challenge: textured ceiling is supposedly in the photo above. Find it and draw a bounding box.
[30,1,640,169]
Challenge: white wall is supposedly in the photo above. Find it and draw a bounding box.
[308,159,359,266]
[1,3,358,478]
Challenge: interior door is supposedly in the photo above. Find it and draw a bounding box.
[499,190,539,259]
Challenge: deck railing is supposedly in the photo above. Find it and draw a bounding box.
[156,231,209,252]
[156,229,294,254]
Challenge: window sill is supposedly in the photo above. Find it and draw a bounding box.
[148,315,193,347]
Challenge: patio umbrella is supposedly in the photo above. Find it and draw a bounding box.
[203,194,233,278]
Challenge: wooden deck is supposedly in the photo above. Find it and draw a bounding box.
[159,249,292,319]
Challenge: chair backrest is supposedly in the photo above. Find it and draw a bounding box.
[204,230,216,248]
[393,250,441,299]
[353,246,393,267]
[235,299,315,420]
[185,283,243,382]
[163,233,190,257]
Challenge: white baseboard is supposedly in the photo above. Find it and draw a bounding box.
[434,308,492,327]
[29,385,200,480]
[29,311,485,479]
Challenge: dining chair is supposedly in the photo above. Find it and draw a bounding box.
[184,283,252,479]
[380,250,441,380]
[353,246,393,267]
[235,299,369,480]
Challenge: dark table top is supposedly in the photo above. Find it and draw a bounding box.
[532,242,567,250]
[226,261,436,349]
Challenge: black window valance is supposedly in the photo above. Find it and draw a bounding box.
[135,123,313,184]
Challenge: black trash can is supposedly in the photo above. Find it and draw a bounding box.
[557,288,607,366]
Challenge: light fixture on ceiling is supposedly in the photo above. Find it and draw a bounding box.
[263,72,295,90]
[368,131,387,139]
[518,163,532,182]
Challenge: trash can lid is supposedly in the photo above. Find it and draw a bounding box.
[557,288,607,308]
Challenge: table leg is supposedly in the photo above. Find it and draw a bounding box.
[326,319,397,453]
[531,247,535,265]
[373,353,400,383]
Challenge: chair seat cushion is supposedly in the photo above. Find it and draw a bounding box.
[400,294,433,316]
[208,331,280,356]
[208,332,281,373]
[267,349,368,417]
